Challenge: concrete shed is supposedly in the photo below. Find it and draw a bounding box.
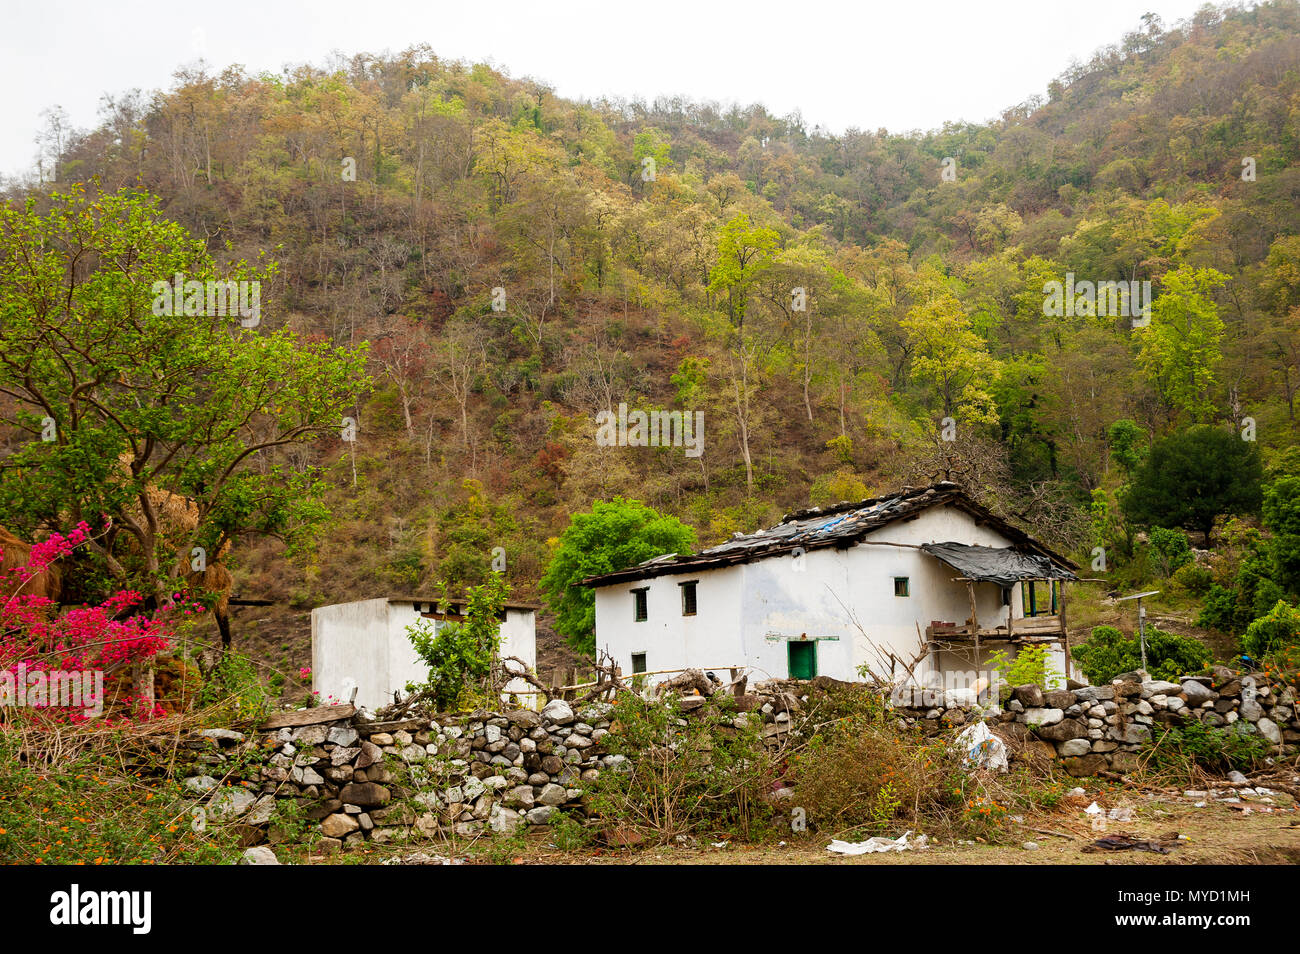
[311,596,537,712]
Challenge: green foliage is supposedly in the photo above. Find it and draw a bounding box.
[1171,561,1214,595]
[1240,599,1300,662]
[809,468,869,506]
[1121,426,1263,541]
[1107,419,1145,476]
[1144,720,1272,776]
[198,651,272,723]
[539,498,696,654]
[1072,625,1211,684]
[587,693,775,843]
[406,574,510,711]
[1148,527,1192,577]
[989,644,1061,693]
[0,735,241,864]
[0,185,368,602]
[1262,476,1300,593]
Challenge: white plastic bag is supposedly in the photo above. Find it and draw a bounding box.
[827,831,928,855]
[954,721,1008,773]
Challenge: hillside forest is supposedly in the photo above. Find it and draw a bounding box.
[4,1,1300,686]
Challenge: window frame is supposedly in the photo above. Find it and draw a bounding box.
[632,587,649,622]
[679,580,699,616]
[893,576,910,597]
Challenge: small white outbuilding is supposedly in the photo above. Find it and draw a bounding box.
[311,596,537,712]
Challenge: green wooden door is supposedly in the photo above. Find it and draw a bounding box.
[788,640,817,679]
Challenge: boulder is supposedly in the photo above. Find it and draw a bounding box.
[1034,718,1088,742]
[1062,754,1108,777]
[1022,707,1065,727]
[1044,689,1076,709]
[1059,738,1092,757]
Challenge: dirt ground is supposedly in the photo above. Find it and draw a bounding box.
[309,779,1300,866]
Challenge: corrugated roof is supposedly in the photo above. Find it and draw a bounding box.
[580,482,1077,587]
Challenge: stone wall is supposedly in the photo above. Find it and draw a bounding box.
[892,668,1299,775]
[184,697,620,852]
[181,668,1298,849]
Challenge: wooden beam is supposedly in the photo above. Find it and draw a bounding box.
[1059,581,1072,681]
[262,704,356,729]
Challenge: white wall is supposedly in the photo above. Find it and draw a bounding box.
[591,502,1063,689]
[313,599,537,711]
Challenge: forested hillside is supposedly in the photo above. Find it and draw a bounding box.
[5,1,1300,663]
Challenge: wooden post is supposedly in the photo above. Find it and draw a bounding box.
[967,581,980,665]
[1058,580,1072,681]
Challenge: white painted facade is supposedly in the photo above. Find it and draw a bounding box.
[312,597,537,712]
[592,504,1067,690]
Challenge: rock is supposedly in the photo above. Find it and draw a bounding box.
[1109,752,1140,773]
[321,812,359,838]
[369,732,394,746]
[505,708,542,728]
[293,725,328,745]
[541,700,575,725]
[1074,686,1114,703]
[536,783,568,807]
[1044,689,1075,709]
[208,786,257,820]
[1059,738,1092,757]
[327,726,358,747]
[1023,841,1039,851]
[1141,680,1182,698]
[240,846,280,865]
[1257,718,1282,745]
[525,806,556,825]
[1227,770,1249,785]
[1218,678,1242,697]
[503,785,535,810]
[1022,707,1064,727]
[489,805,525,833]
[339,782,391,807]
[330,746,360,766]
[246,796,276,825]
[183,775,218,794]
[399,744,426,763]
[1034,718,1086,742]
[1012,684,1045,708]
[354,740,384,769]
[1180,679,1216,706]
[1239,699,1263,722]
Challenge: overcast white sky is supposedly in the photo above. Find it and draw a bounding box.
[1,0,1218,180]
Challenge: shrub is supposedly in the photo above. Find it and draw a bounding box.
[1148,527,1192,577]
[989,644,1062,695]
[405,574,509,712]
[198,651,271,723]
[1144,720,1272,776]
[1171,561,1214,595]
[1240,600,1300,662]
[586,693,775,844]
[1073,625,1211,684]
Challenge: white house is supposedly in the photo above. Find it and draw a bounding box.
[312,596,538,711]
[580,483,1077,694]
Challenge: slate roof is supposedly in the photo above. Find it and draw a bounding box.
[579,481,1077,587]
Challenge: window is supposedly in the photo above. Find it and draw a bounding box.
[632,588,648,622]
[788,640,817,679]
[893,576,910,597]
[631,652,647,674]
[680,580,698,616]
[1001,586,1012,607]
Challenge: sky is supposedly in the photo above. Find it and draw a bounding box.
[1,0,1220,180]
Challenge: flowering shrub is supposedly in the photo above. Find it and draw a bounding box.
[0,523,189,723]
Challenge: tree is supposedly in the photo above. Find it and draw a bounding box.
[540,498,696,654]
[0,185,369,616]
[901,293,999,424]
[1137,265,1227,422]
[1262,476,1300,593]
[1121,426,1262,544]
[1073,625,1210,684]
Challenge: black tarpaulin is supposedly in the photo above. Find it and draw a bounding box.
[920,542,1078,587]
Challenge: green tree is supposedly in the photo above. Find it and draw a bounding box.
[406,574,510,711]
[1262,476,1300,593]
[1121,426,1262,544]
[1136,266,1227,421]
[0,185,369,611]
[901,294,999,424]
[1073,625,1211,683]
[540,498,696,654]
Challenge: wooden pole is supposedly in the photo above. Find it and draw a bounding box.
[1059,580,1072,681]
[967,581,980,664]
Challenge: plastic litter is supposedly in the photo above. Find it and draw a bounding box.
[827,830,928,855]
[954,721,1008,773]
